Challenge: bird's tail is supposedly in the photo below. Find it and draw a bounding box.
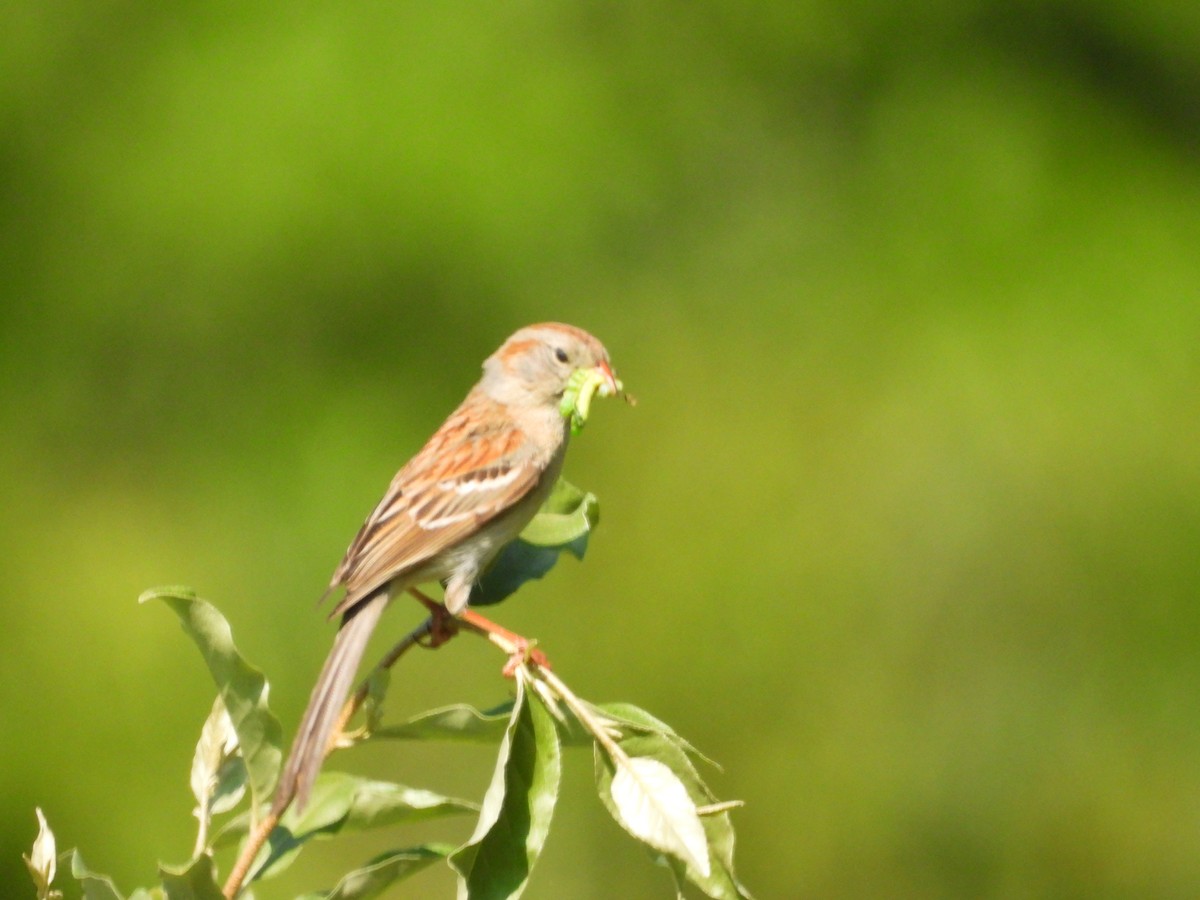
[272,592,388,815]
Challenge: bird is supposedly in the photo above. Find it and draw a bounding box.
[273,323,620,814]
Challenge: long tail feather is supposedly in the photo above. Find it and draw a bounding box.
[272,592,388,815]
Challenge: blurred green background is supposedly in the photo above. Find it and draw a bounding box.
[3,2,1198,897]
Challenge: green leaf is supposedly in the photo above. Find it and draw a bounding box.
[158,856,224,900]
[335,775,480,831]
[595,703,720,769]
[469,480,598,607]
[70,850,124,900]
[68,854,129,900]
[449,678,562,899]
[467,542,565,607]
[552,701,718,772]
[213,772,475,882]
[294,845,452,900]
[593,722,752,900]
[517,479,599,547]
[140,587,283,808]
[371,702,515,743]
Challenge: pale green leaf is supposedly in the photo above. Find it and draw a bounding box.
[24,807,58,898]
[191,696,246,848]
[191,697,233,810]
[593,721,753,899]
[609,756,710,877]
[209,754,248,816]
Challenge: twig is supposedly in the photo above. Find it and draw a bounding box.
[193,792,210,860]
[221,808,277,899]
[526,663,628,765]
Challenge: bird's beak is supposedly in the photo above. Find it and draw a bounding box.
[561,359,632,434]
[595,361,622,398]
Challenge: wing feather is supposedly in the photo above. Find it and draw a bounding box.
[326,391,546,619]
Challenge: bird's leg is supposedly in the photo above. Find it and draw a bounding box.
[406,587,551,673]
[408,589,459,647]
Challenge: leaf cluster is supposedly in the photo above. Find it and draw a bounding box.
[26,482,749,898]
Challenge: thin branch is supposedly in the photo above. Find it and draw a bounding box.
[192,806,209,861]
[221,808,277,899]
[527,663,628,764]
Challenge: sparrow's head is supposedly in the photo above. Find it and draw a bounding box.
[481,323,620,414]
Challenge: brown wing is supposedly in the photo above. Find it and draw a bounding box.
[326,393,545,619]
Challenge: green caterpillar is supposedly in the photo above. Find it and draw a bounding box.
[560,366,624,435]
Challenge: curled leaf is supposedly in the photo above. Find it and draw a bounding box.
[517,479,599,549]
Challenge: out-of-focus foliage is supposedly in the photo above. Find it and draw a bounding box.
[2,1,1197,897]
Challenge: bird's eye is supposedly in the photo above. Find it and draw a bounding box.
[554,347,569,364]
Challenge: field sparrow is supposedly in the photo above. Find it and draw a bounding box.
[274,323,620,812]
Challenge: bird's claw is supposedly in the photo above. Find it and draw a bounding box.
[501,638,551,677]
[418,603,460,648]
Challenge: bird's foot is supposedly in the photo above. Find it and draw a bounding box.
[501,637,551,677]
[410,591,459,648]
[406,588,550,671]
[426,605,460,648]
